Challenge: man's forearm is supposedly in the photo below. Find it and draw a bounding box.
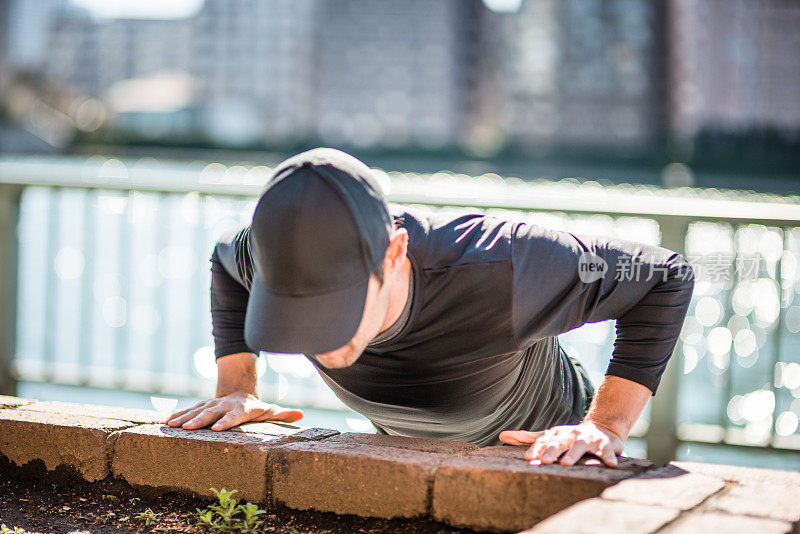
[216,352,259,397]
[581,374,651,441]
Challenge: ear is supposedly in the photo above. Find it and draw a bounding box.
[383,228,408,274]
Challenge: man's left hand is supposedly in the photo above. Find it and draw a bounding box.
[498,420,624,468]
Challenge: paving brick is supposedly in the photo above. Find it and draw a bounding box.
[111,424,337,503]
[471,445,655,471]
[670,460,800,488]
[0,395,35,408]
[322,432,478,453]
[656,511,793,534]
[21,400,164,424]
[432,445,654,532]
[269,440,445,519]
[601,463,725,510]
[0,408,133,482]
[702,482,800,524]
[518,498,681,534]
[228,422,338,441]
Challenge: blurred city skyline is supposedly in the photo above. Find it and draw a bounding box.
[1,0,798,187]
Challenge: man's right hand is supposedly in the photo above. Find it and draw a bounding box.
[160,391,304,431]
[162,352,304,431]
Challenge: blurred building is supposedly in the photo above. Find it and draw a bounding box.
[1,0,79,154]
[45,14,192,97]
[41,0,315,144]
[477,0,666,151]
[189,0,317,144]
[4,0,800,153]
[312,0,479,149]
[37,0,481,148]
[669,0,800,138]
[0,1,9,66]
[4,0,67,70]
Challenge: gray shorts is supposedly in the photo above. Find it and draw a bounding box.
[374,341,597,436]
[567,354,595,419]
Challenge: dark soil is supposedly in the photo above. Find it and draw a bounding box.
[0,459,490,534]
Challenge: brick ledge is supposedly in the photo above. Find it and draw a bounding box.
[1,395,798,533]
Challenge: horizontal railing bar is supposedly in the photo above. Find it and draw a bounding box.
[678,422,800,451]
[676,438,800,455]
[2,157,800,226]
[393,196,800,228]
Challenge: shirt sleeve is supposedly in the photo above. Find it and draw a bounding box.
[511,221,695,395]
[210,224,257,359]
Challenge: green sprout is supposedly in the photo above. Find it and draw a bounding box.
[0,525,25,534]
[135,508,160,527]
[195,488,268,534]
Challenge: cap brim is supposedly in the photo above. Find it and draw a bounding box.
[244,274,368,355]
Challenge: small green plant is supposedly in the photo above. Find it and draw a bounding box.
[135,508,160,527]
[195,488,268,534]
[0,525,25,534]
[129,497,141,505]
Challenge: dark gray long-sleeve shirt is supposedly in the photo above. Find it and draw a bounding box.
[209,204,695,446]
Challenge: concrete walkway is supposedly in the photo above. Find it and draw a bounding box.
[1,394,798,533]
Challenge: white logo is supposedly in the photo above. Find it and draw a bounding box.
[577,251,607,283]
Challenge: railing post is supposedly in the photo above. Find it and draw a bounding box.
[646,215,692,466]
[0,183,23,397]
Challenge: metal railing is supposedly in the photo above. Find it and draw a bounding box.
[1,154,799,466]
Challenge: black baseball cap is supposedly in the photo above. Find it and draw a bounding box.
[244,148,393,355]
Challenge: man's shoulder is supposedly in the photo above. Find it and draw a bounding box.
[390,203,517,270]
[213,223,253,289]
